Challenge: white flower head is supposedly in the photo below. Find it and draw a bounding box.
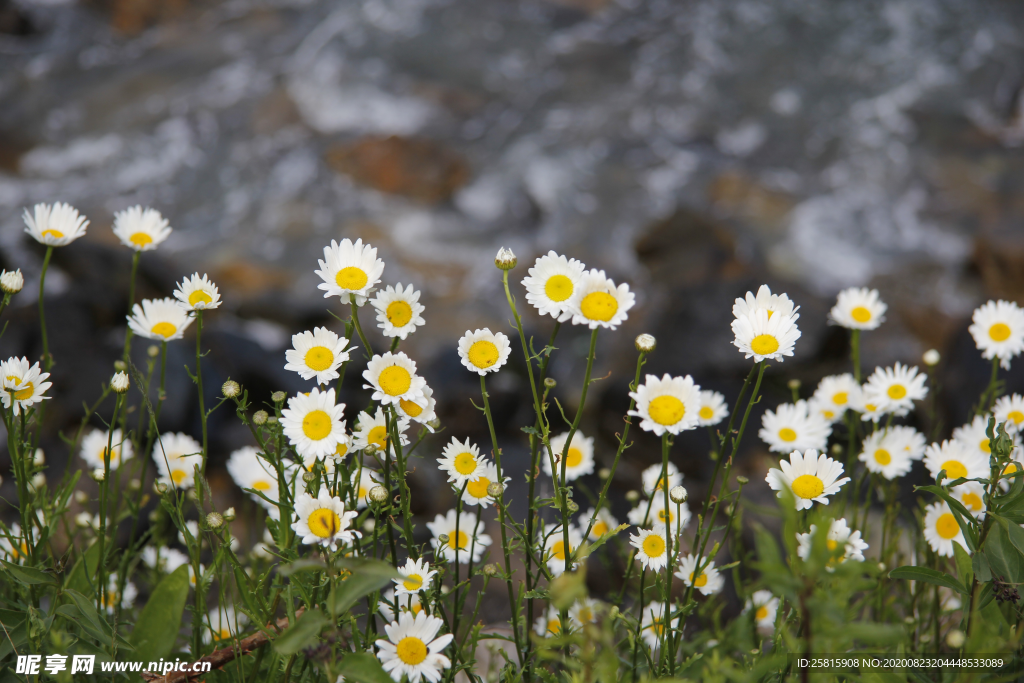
[994,394,1024,434]
[641,461,682,496]
[567,268,635,330]
[127,297,194,341]
[437,437,486,486]
[810,374,862,423]
[696,390,729,426]
[427,510,491,564]
[534,606,563,637]
[923,501,966,557]
[543,431,595,482]
[923,439,988,483]
[0,357,52,415]
[629,373,702,436]
[858,428,919,479]
[0,269,24,294]
[141,546,189,573]
[203,605,249,644]
[862,363,928,415]
[378,587,425,621]
[0,524,28,564]
[396,384,437,431]
[796,518,868,568]
[363,351,428,405]
[954,414,1020,460]
[460,461,508,509]
[969,300,1024,370]
[766,449,850,510]
[173,273,222,311]
[315,238,385,305]
[759,400,832,454]
[626,496,691,536]
[952,481,987,518]
[113,206,171,251]
[152,432,203,489]
[100,573,137,614]
[568,598,600,629]
[640,601,680,651]
[732,308,801,363]
[227,446,279,510]
[393,558,437,597]
[280,387,348,460]
[291,490,360,551]
[543,523,583,576]
[457,328,511,375]
[351,466,383,510]
[732,285,799,321]
[675,554,724,595]
[371,283,426,339]
[746,590,779,633]
[630,527,671,571]
[111,371,129,393]
[284,327,352,385]
[579,507,619,541]
[23,202,89,246]
[522,251,586,322]
[829,287,887,330]
[80,429,133,471]
[352,406,408,455]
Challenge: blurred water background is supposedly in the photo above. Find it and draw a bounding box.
[1,0,1024,608]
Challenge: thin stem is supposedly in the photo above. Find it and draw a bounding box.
[560,328,599,573]
[195,311,208,472]
[850,329,861,383]
[39,246,53,372]
[96,393,124,613]
[122,251,140,364]
[351,304,374,360]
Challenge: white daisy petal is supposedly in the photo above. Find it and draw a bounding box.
[969,300,1024,370]
[829,287,887,330]
[371,283,426,339]
[567,269,634,330]
[522,251,586,322]
[457,328,511,375]
[127,297,194,342]
[23,202,89,246]
[629,374,702,436]
[113,205,172,251]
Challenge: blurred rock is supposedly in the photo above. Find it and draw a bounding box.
[708,171,796,237]
[85,0,193,34]
[0,0,32,37]
[973,228,1024,303]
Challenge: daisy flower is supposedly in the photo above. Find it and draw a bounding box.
[140,547,189,573]
[152,432,203,489]
[172,273,221,311]
[437,437,486,486]
[394,558,437,596]
[281,387,348,460]
[759,400,832,454]
[696,390,729,426]
[568,598,600,628]
[203,606,249,644]
[542,431,595,481]
[284,327,352,385]
[351,466,383,510]
[862,363,928,415]
[954,414,1020,460]
[374,610,450,683]
[460,461,508,509]
[0,357,51,416]
[378,588,424,621]
[640,602,680,650]
[579,507,619,541]
[923,502,966,557]
[567,268,635,330]
[675,554,724,595]
[534,607,563,637]
[371,283,426,339]
[127,297,194,341]
[457,328,511,375]
[952,481,987,518]
[766,449,850,510]
[627,496,691,536]
[629,374,702,435]
[857,429,916,479]
[396,384,437,431]
[352,407,409,455]
[796,518,868,567]
[923,440,988,483]
[522,251,586,322]
[363,352,428,406]
[79,429,133,471]
[829,287,887,330]
[810,374,862,423]
[994,394,1024,434]
[428,510,490,564]
[100,573,137,614]
[0,524,28,563]
[112,205,171,251]
[732,309,801,363]
[746,590,779,633]
[226,446,279,505]
[732,285,799,321]
[969,300,1024,370]
[291,490,360,551]
[315,238,385,305]
[23,202,88,246]
[630,527,671,571]
[542,523,583,576]
[641,462,682,496]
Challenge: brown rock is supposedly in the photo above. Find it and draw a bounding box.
[635,207,743,287]
[974,228,1024,303]
[209,260,294,299]
[251,88,302,135]
[325,135,470,204]
[84,0,192,34]
[708,171,796,235]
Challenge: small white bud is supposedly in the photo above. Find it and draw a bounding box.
[223,507,236,522]
[271,391,286,403]
[923,349,940,366]
[33,448,45,466]
[113,360,127,372]
[147,344,161,358]
[90,468,105,482]
[302,471,316,484]
[669,485,688,504]
[946,629,965,648]
[427,418,441,431]
[362,518,375,533]
[253,410,269,425]
[598,467,611,479]
[483,563,499,577]
[736,475,749,485]
[543,377,557,388]
[437,533,450,545]
[75,512,93,529]
[153,480,168,495]
[495,247,517,270]
[206,512,224,529]
[369,485,388,503]
[635,334,656,353]
[566,499,579,513]
[74,490,89,504]
[787,378,801,390]
[0,269,24,294]
[486,481,503,498]
[111,371,130,393]
[30,473,45,488]
[222,380,240,398]
[625,490,640,502]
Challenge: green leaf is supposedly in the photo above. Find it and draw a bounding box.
[573,524,629,563]
[64,542,102,594]
[887,566,968,595]
[335,652,394,683]
[278,558,327,576]
[595,647,619,683]
[953,541,973,587]
[548,571,588,611]
[2,560,56,585]
[972,552,992,583]
[994,515,1024,557]
[983,521,1024,584]
[916,485,979,551]
[328,559,401,618]
[129,564,189,663]
[274,609,329,655]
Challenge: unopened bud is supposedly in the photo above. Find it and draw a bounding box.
[946,629,965,648]
[362,518,375,533]
[487,481,503,498]
[253,410,269,425]
[923,349,940,366]
[75,512,92,529]
[736,476,749,485]
[427,418,441,430]
[483,564,499,577]
[495,247,517,270]
[438,533,450,546]
[877,562,886,572]
[543,377,557,388]
[625,490,639,502]
[222,380,240,398]
[206,512,224,529]
[153,480,168,495]
[566,500,579,514]
[0,269,24,294]
[302,471,316,484]
[74,490,89,504]
[111,371,130,393]
[598,468,611,480]
[90,468,105,482]
[904,616,915,625]
[147,344,160,358]
[635,334,656,353]
[831,443,843,455]
[267,416,279,424]
[669,485,687,504]
[223,507,236,522]
[369,485,388,503]
[33,449,45,466]
[186,489,198,501]
[920,633,932,644]
[787,378,800,390]
[271,391,286,403]
[129,478,141,492]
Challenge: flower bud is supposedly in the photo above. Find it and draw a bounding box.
[736,476,749,485]
[186,489,198,501]
[111,371,130,393]
[831,443,843,455]
[223,507,236,522]
[495,247,517,270]
[635,334,656,353]
[90,468,105,482]
[787,378,800,390]
[427,418,441,431]
[253,410,269,425]
[920,633,932,644]
[437,534,450,546]
[113,360,127,372]
[153,480,168,495]
[877,562,886,572]
[302,471,316,484]
[566,500,579,514]
[625,490,639,502]
[369,485,388,503]
[76,512,94,529]
[486,481,503,498]
[0,269,24,294]
[271,391,286,403]
[543,377,557,388]
[148,344,161,358]
[267,416,278,424]
[74,490,89,504]
[129,478,141,492]
[923,349,940,366]
[362,519,375,533]
[946,629,965,648]
[669,485,687,504]
[33,448,45,466]
[598,467,611,480]
[483,564,499,577]
[222,380,240,398]
[206,512,224,529]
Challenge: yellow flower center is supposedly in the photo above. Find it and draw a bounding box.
[864,403,877,412]
[657,509,673,524]
[544,275,574,302]
[171,469,188,484]
[403,573,423,591]
[550,540,570,560]
[873,449,891,465]
[1005,463,1019,476]
[580,291,618,322]
[826,539,838,551]
[129,232,152,247]
[454,452,478,475]
[547,618,561,635]
[791,474,824,499]
[11,381,33,401]
[887,384,906,400]
[378,366,412,396]
[936,513,960,540]
[647,619,665,636]
[252,480,271,491]
[306,508,341,538]
[699,406,714,420]
[577,607,593,622]
[304,346,334,372]
[448,530,469,550]
[940,460,967,480]
[755,606,768,621]
[591,521,608,537]
[822,409,835,420]
[690,572,708,588]
[565,447,584,468]
[468,340,499,369]
[399,398,423,417]
[961,492,983,512]
[410,602,422,615]
[386,300,413,327]
[648,395,685,426]
[367,426,388,450]
[301,409,332,441]
[41,229,64,239]
[979,438,991,454]
[336,442,349,458]
[216,628,232,641]
[396,637,427,665]
[335,267,368,291]
[778,427,797,442]
[188,290,213,307]
[466,476,491,499]
[1008,411,1024,425]
[832,392,848,406]
[989,323,1011,342]
[642,534,665,558]
[850,306,871,323]
[750,334,779,356]
[151,322,177,338]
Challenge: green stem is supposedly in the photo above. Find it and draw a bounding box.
[351,304,374,359]
[96,393,124,613]
[122,251,140,365]
[195,311,208,473]
[560,328,599,573]
[850,329,861,383]
[39,246,53,372]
